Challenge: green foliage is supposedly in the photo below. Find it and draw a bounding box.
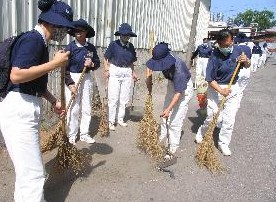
[234,9,276,30]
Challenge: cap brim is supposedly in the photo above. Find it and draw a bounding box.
[114,31,137,37]
[39,11,75,29]
[146,54,176,71]
[68,27,95,38]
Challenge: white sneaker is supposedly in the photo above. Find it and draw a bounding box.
[69,137,76,145]
[109,122,116,131]
[219,144,231,156]
[195,134,203,144]
[117,120,128,127]
[80,134,96,144]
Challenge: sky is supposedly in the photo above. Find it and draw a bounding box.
[210,0,276,21]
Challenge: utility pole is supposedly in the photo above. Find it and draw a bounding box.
[186,0,201,67]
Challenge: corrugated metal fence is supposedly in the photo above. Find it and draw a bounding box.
[0,0,211,51]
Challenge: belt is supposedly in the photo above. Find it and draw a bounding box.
[11,89,43,97]
[199,56,210,58]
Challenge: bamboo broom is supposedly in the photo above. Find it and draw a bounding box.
[196,53,244,172]
[98,80,109,137]
[42,47,92,175]
[137,31,166,162]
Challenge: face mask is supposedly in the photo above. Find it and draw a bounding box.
[219,46,232,56]
[52,27,68,42]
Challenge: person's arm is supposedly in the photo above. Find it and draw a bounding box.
[42,89,65,118]
[10,50,70,84]
[130,63,139,81]
[160,92,181,119]
[209,80,231,97]
[237,52,251,68]
[103,58,110,79]
[191,48,199,60]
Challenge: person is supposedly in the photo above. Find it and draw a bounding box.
[251,41,262,72]
[65,19,100,145]
[195,29,251,156]
[235,36,252,108]
[104,23,139,131]
[146,42,193,155]
[0,0,73,201]
[191,38,213,78]
[260,43,272,68]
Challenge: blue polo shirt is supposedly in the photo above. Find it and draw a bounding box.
[238,45,252,59]
[9,30,49,94]
[191,43,212,59]
[206,45,245,84]
[66,40,100,73]
[104,39,137,67]
[252,45,262,56]
[169,56,191,93]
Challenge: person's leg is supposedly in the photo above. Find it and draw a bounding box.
[66,73,81,144]
[1,92,46,202]
[218,93,240,155]
[168,80,193,153]
[108,65,121,128]
[195,88,221,143]
[80,73,95,143]
[117,68,132,125]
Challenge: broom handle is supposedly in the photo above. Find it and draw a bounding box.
[130,80,136,108]
[66,66,87,112]
[217,52,244,112]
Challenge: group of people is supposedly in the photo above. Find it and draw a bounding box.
[0,0,266,201]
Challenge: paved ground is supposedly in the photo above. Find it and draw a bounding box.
[0,57,275,202]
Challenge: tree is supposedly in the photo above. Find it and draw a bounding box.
[234,9,276,30]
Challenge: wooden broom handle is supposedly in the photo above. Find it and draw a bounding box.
[219,52,245,109]
[66,66,87,112]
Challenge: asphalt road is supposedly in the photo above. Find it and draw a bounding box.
[0,57,275,202]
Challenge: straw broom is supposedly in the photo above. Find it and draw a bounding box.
[196,55,244,172]
[41,66,88,152]
[55,62,92,175]
[137,31,166,162]
[42,47,92,174]
[97,74,109,137]
[137,88,166,161]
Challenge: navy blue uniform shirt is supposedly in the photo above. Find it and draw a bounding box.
[164,56,191,93]
[66,41,100,73]
[206,45,246,84]
[252,45,262,56]
[104,39,137,67]
[191,43,212,60]
[9,30,48,94]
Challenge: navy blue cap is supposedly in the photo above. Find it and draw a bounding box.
[38,0,74,28]
[146,43,176,71]
[68,19,95,38]
[114,23,137,37]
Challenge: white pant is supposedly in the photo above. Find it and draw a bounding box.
[108,64,132,123]
[196,84,240,146]
[260,53,267,67]
[160,79,193,150]
[66,72,94,139]
[237,67,251,107]
[251,54,261,72]
[0,92,46,202]
[196,57,209,78]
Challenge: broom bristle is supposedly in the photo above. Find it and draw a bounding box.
[98,98,109,137]
[137,95,166,162]
[195,113,225,173]
[55,134,92,175]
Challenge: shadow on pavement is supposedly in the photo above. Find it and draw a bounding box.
[125,106,144,122]
[44,143,112,202]
[187,109,207,133]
